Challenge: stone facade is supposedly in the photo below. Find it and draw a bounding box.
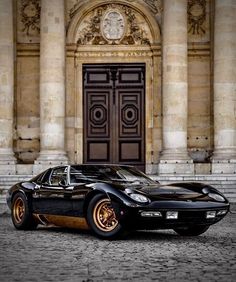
[0,0,235,177]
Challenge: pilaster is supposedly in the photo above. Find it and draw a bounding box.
[0,0,16,174]
[34,0,68,173]
[159,0,193,174]
[212,0,236,174]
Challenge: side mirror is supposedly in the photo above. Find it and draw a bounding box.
[59,179,67,187]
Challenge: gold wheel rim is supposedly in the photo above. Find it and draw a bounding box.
[13,197,25,224]
[93,199,118,232]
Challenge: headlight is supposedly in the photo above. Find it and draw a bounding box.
[129,193,149,203]
[208,193,225,202]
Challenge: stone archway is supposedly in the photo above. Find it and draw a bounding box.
[67,0,161,44]
[66,0,161,173]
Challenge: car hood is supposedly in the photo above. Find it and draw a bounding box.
[131,182,222,202]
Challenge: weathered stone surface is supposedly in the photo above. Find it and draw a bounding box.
[35,0,68,165]
[160,0,191,163]
[0,0,16,169]
[213,0,236,161]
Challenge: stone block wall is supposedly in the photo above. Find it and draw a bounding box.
[12,0,215,167]
[15,50,40,163]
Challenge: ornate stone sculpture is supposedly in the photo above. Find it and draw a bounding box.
[77,4,151,46]
[102,10,125,40]
[188,0,206,35]
[20,0,40,36]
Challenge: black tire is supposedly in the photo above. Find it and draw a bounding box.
[11,192,38,230]
[174,225,209,236]
[86,194,125,239]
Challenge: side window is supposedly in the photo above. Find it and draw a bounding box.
[32,171,46,184]
[41,169,52,185]
[69,166,105,183]
[50,167,68,186]
[70,166,87,184]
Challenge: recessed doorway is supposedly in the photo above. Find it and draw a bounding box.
[83,64,145,171]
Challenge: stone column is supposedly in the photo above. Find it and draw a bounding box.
[159,0,193,174]
[212,0,236,173]
[35,0,68,170]
[0,0,16,174]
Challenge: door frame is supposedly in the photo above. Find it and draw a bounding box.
[73,45,161,173]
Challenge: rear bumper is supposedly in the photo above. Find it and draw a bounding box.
[112,200,230,230]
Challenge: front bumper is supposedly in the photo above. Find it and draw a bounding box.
[112,200,230,230]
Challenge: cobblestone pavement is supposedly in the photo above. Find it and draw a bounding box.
[0,212,236,282]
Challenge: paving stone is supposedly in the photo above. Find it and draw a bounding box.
[0,213,235,282]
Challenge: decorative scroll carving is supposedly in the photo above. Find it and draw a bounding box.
[77,4,151,46]
[20,0,40,36]
[188,0,206,35]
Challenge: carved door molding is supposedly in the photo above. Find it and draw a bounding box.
[83,64,145,170]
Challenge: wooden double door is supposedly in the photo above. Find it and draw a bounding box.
[83,64,145,171]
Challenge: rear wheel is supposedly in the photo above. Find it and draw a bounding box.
[11,192,38,230]
[87,194,125,239]
[174,225,209,236]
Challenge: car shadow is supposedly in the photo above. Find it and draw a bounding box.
[124,230,198,241]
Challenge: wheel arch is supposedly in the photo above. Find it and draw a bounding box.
[82,185,130,218]
[11,189,32,205]
[83,190,107,217]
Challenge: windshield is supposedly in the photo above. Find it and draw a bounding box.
[70,165,156,185]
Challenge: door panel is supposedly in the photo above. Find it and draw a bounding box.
[83,64,145,170]
[117,90,144,165]
[84,89,112,162]
[33,167,74,216]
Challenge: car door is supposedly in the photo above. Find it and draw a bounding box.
[69,166,94,217]
[34,166,74,216]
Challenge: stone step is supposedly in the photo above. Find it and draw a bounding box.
[0,175,235,203]
[155,177,236,182]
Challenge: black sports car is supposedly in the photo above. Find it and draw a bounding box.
[7,164,230,239]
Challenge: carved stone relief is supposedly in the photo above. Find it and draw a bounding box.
[188,0,206,35]
[102,10,125,40]
[76,4,151,45]
[20,0,40,36]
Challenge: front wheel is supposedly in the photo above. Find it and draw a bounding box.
[174,225,209,236]
[11,192,38,230]
[87,194,126,239]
